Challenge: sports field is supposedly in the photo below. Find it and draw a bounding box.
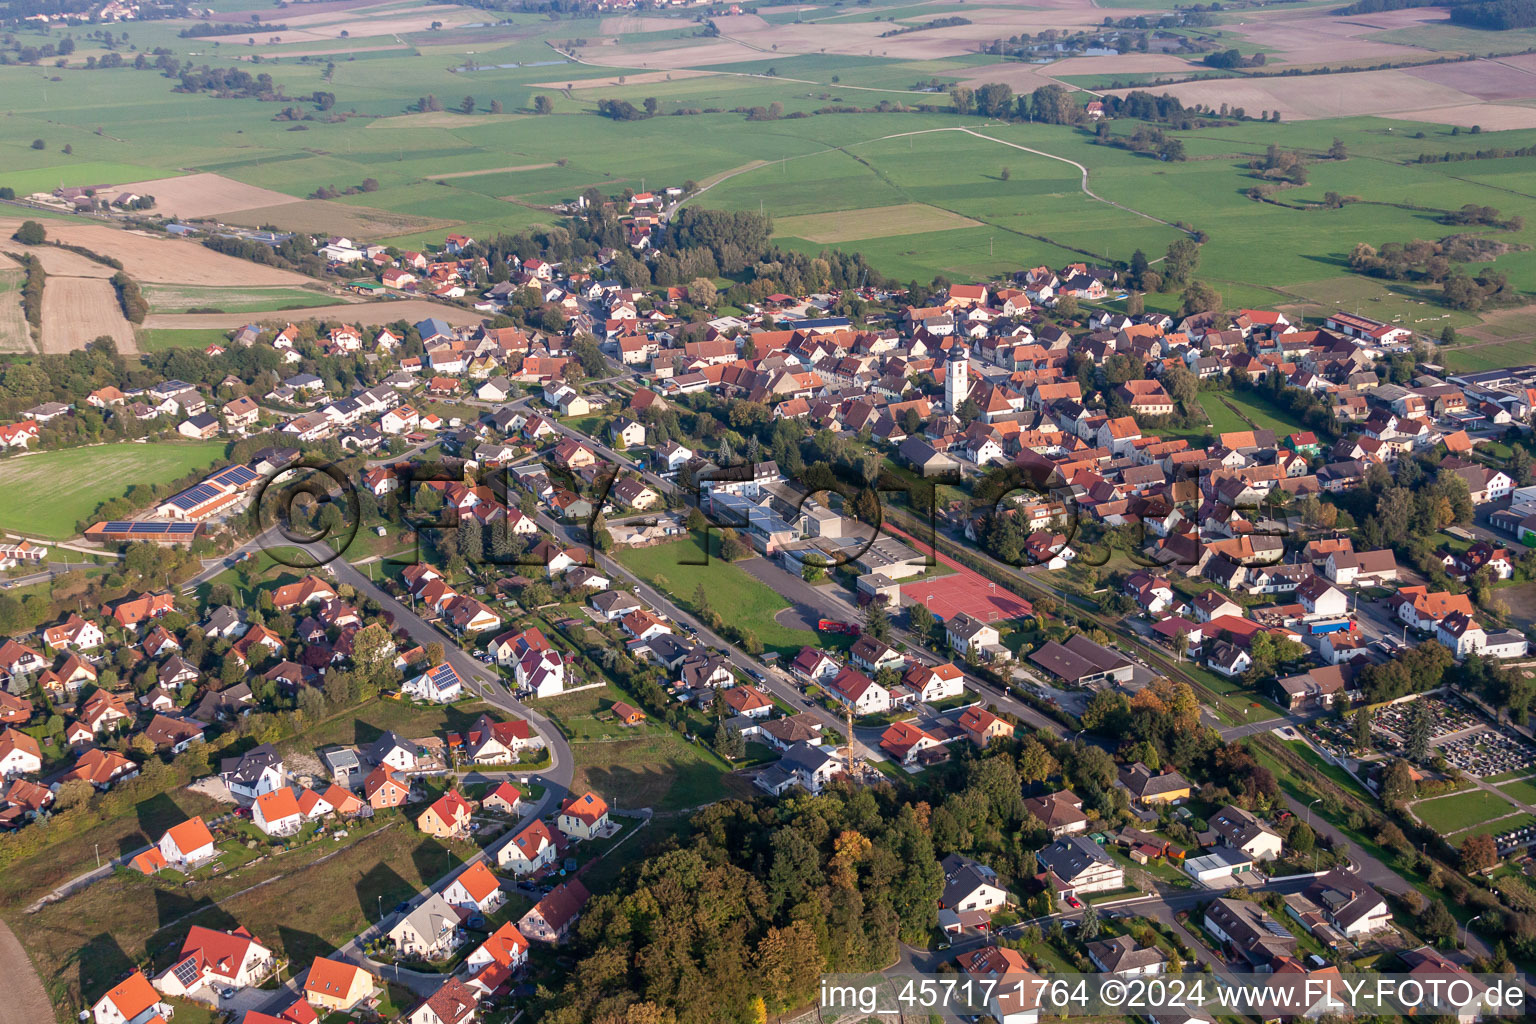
[1412,789,1518,834]
[0,441,227,539]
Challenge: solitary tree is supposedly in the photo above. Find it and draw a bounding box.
[533,94,554,115]
[13,220,46,245]
[460,95,475,114]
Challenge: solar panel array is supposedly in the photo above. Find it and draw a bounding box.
[168,483,222,511]
[430,663,460,688]
[171,956,201,989]
[98,521,200,535]
[210,464,257,488]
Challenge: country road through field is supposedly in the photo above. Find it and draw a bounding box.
[0,920,54,1024]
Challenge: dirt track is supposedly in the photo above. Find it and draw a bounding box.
[143,300,485,331]
[0,920,53,1024]
[42,277,137,354]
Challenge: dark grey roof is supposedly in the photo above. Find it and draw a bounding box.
[219,742,281,784]
[1037,835,1113,882]
[366,730,421,764]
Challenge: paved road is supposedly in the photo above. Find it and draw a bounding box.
[1,560,119,589]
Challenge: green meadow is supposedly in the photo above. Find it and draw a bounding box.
[0,440,227,538]
[0,0,1531,322]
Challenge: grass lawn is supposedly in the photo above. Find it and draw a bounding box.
[1208,390,1307,439]
[568,729,750,813]
[615,534,821,656]
[287,696,494,754]
[1449,812,1536,840]
[0,440,228,539]
[1412,789,1517,833]
[1440,340,1536,374]
[138,327,235,352]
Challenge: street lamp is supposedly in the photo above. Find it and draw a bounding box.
[1464,912,1485,949]
[1306,797,1320,828]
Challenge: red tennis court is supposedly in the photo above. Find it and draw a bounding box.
[887,525,1035,624]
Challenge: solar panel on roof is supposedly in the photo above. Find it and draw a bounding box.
[103,521,135,532]
[171,956,200,988]
[211,465,256,486]
[431,664,459,687]
[170,484,219,510]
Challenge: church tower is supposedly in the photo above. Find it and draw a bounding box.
[945,345,970,413]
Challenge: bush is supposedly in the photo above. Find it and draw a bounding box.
[111,271,148,323]
[12,220,45,245]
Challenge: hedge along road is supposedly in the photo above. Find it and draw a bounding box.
[678,123,1196,239]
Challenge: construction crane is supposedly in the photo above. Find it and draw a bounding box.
[843,703,861,776]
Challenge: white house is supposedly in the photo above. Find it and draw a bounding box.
[158,816,218,870]
[1296,576,1349,620]
[252,787,304,837]
[402,662,465,703]
[0,728,42,777]
[902,662,966,703]
[1209,805,1284,861]
[92,971,174,1024]
[442,861,504,916]
[516,649,566,697]
[219,744,286,801]
[827,667,891,716]
[498,819,559,875]
[153,925,274,997]
[946,612,1001,659]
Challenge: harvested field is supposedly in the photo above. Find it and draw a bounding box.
[1404,58,1536,101]
[589,39,769,68]
[956,53,1195,91]
[1223,7,1442,64]
[1103,67,1481,121]
[22,245,116,278]
[40,277,136,354]
[532,68,717,89]
[215,199,454,239]
[1382,103,1536,130]
[0,221,312,287]
[207,0,383,22]
[773,202,981,242]
[249,42,412,57]
[940,4,1148,29]
[115,172,297,219]
[143,300,484,331]
[431,163,557,179]
[600,14,691,33]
